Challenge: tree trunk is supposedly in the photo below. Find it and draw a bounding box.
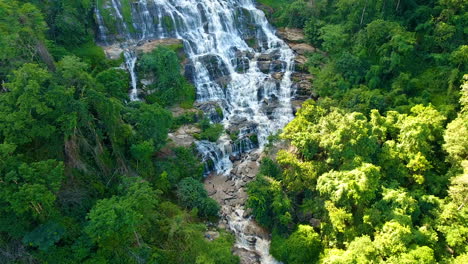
[360,0,368,26]
[35,40,56,72]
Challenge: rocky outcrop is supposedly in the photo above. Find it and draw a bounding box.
[292,72,315,96]
[196,101,224,123]
[103,44,124,60]
[260,94,280,119]
[257,60,286,74]
[275,28,321,106]
[136,38,183,53]
[277,27,305,43]
[167,125,201,148]
[102,38,184,60]
[290,43,316,55]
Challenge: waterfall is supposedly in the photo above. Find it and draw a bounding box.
[96,0,296,262]
[123,49,139,101]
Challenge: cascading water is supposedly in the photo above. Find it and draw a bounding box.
[123,49,139,101]
[96,0,296,262]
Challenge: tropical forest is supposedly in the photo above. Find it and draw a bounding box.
[0,0,466,264]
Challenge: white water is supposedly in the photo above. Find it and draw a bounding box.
[123,49,139,101]
[96,1,295,262]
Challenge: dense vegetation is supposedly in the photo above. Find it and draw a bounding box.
[248,0,467,263]
[0,1,238,263]
[1,0,466,263]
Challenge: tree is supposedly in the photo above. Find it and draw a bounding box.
[319,24,348,54]
[176,177,219,218]
[0,159,64,222]
[321,235,378,264]
[374,220,414,257]
[85,179,158,250]
[246,175,293,231]
[95,68,130,100]
[22,221,65,251]
[138,46,195,106]
[270,225,322,264]
[126,102,172,151]
[0,0,50,77]
[444,75,468,166]
[317,163,381,208]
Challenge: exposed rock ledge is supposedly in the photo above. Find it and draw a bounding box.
[102,38,183,59]
[276,27,323,68]
[277,27,305,43]
[275,27,321,108]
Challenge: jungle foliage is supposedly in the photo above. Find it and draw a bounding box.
[250,0,467,263]
[0,1,237,263]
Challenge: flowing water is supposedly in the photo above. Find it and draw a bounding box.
[96,1,296,262]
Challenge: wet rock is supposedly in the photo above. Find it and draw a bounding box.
[257,61,271,73]
[215,76,232,90]
[184,62,196,83]
[257,60,286,74]
[291,99,304,115]
[196,101,224,123]
[230,154,241,162]
[272,72,284,80]
[244,222,269,239]
[290,72,316,101]
[260,94,280,118]
[197,54,230,81]
[271,60,287,72]
[227,120,258,136]
[235,50,255,60]
[246,236,257,245]
[257,50,281,61]
[233,247,261,264]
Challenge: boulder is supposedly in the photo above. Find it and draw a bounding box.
[260,94,280,118]
[272,72,284,80]
[257,60,287,74]
[257,61,271,73]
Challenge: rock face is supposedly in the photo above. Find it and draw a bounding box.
[290,43,316,55]
[277,27,306,43]
[136,38,183,53]
[168,125,200,148]
[276,28,321,107]
[102,38,184,60]
[103,44,124,60]
[196,101,224,123]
